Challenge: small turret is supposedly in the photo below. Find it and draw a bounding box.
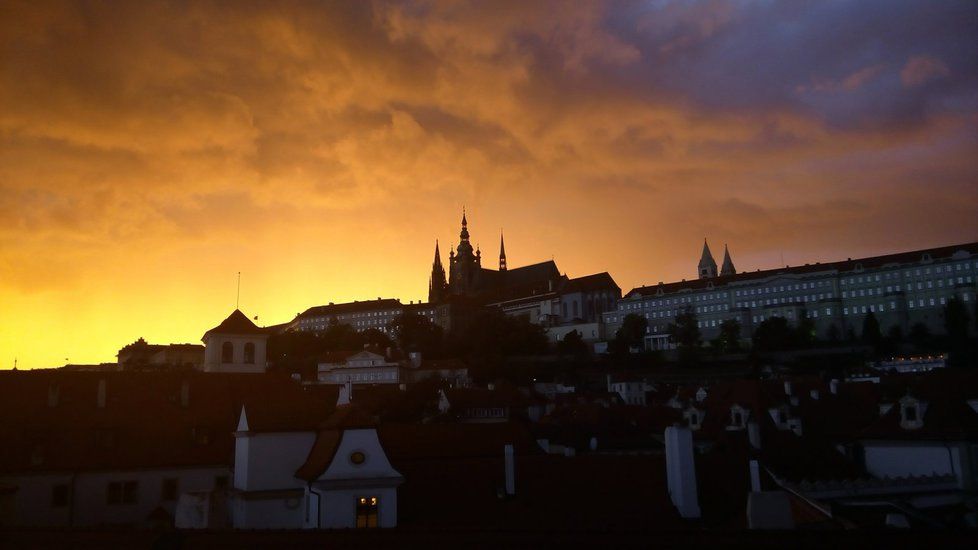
[698,239,717,279]
[720,244,736,277]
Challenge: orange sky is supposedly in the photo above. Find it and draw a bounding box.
[2,1,977,369]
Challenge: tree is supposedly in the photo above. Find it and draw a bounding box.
[795,310,816,348]
[909,322,932,350]
[753,316,794,351]
[362,328,394,351]
[711,319,742,353]
[447,309,547,358]
[861,312,882,353]
[389,312,444,357]
[667,306,701,365]
[614,313,648,352]
[944,297,972,367]
[557,329,589,358]
[827,323,841,343]
[667,306,700,350]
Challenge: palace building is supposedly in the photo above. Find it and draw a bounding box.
[604,241,978,351]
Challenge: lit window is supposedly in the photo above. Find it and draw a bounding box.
[356,496,379,528]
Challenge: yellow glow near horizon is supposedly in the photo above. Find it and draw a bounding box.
[1,1,976,369]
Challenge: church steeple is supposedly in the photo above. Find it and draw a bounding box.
[720,244,736,277]
[499,230,507,271]
[698,238,718,279]
[428,240,447,303]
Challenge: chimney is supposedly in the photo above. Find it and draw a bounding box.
[337,381,352,406]
[385,346,392,359]
[47,384,60,408]
[180,380,190,408]
[747,421,761,450]
[504,444,516,496]
[829,379,839,395]
[665,426,701,518]
[749,459,762,492]
[97,379,107,408]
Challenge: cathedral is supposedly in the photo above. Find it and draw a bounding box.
[428,211,563,304]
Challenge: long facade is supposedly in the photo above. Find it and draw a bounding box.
[604,242,978,350]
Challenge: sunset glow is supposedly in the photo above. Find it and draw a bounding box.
[2,0,976,369]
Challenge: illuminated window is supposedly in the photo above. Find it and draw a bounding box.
[356,496,379,528]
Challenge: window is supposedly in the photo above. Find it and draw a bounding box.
[51,484,69,508]
[161,478,178,501]
[905,406,917,422]
[221,342,233,363]
[243,342,255,364]
[107,481,138,505]
[356,496,379,527]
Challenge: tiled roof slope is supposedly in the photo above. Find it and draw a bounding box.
[202,309,267,337]
[0,371,336,474]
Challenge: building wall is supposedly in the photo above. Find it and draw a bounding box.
[202,334,267,373]
[604,253,977,346]
[232,493,305,530]
[0,466,227,527]
[234,432,316,492]
[317,487,397,529]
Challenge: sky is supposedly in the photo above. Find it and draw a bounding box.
[1,0,977,369]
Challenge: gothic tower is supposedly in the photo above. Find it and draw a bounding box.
[449,209,480,295]
[698,239,717,279]
[428,240,447,303]
[720,244,736,277]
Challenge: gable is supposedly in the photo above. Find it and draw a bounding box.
[320,429,402,482]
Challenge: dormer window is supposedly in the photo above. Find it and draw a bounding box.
[899,396,925,430]
[729,405,749,430]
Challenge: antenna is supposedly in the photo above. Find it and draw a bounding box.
[236,272,241,310]
[780,251,785,267]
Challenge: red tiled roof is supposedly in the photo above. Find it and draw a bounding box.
[0,371,336,474]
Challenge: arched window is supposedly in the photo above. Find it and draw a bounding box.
[221,342,233,363]
[243,342,255,364]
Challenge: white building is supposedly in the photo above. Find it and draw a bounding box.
[317,351,404,385]
[201,309,269,373]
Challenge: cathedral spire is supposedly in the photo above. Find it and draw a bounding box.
[428,239,447,303]
[720,244,736,277]
[499,230,507,271]
[434,240,444,268]
[698,238,717,279]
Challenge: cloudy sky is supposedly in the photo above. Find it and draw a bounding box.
[1,0,976,368]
